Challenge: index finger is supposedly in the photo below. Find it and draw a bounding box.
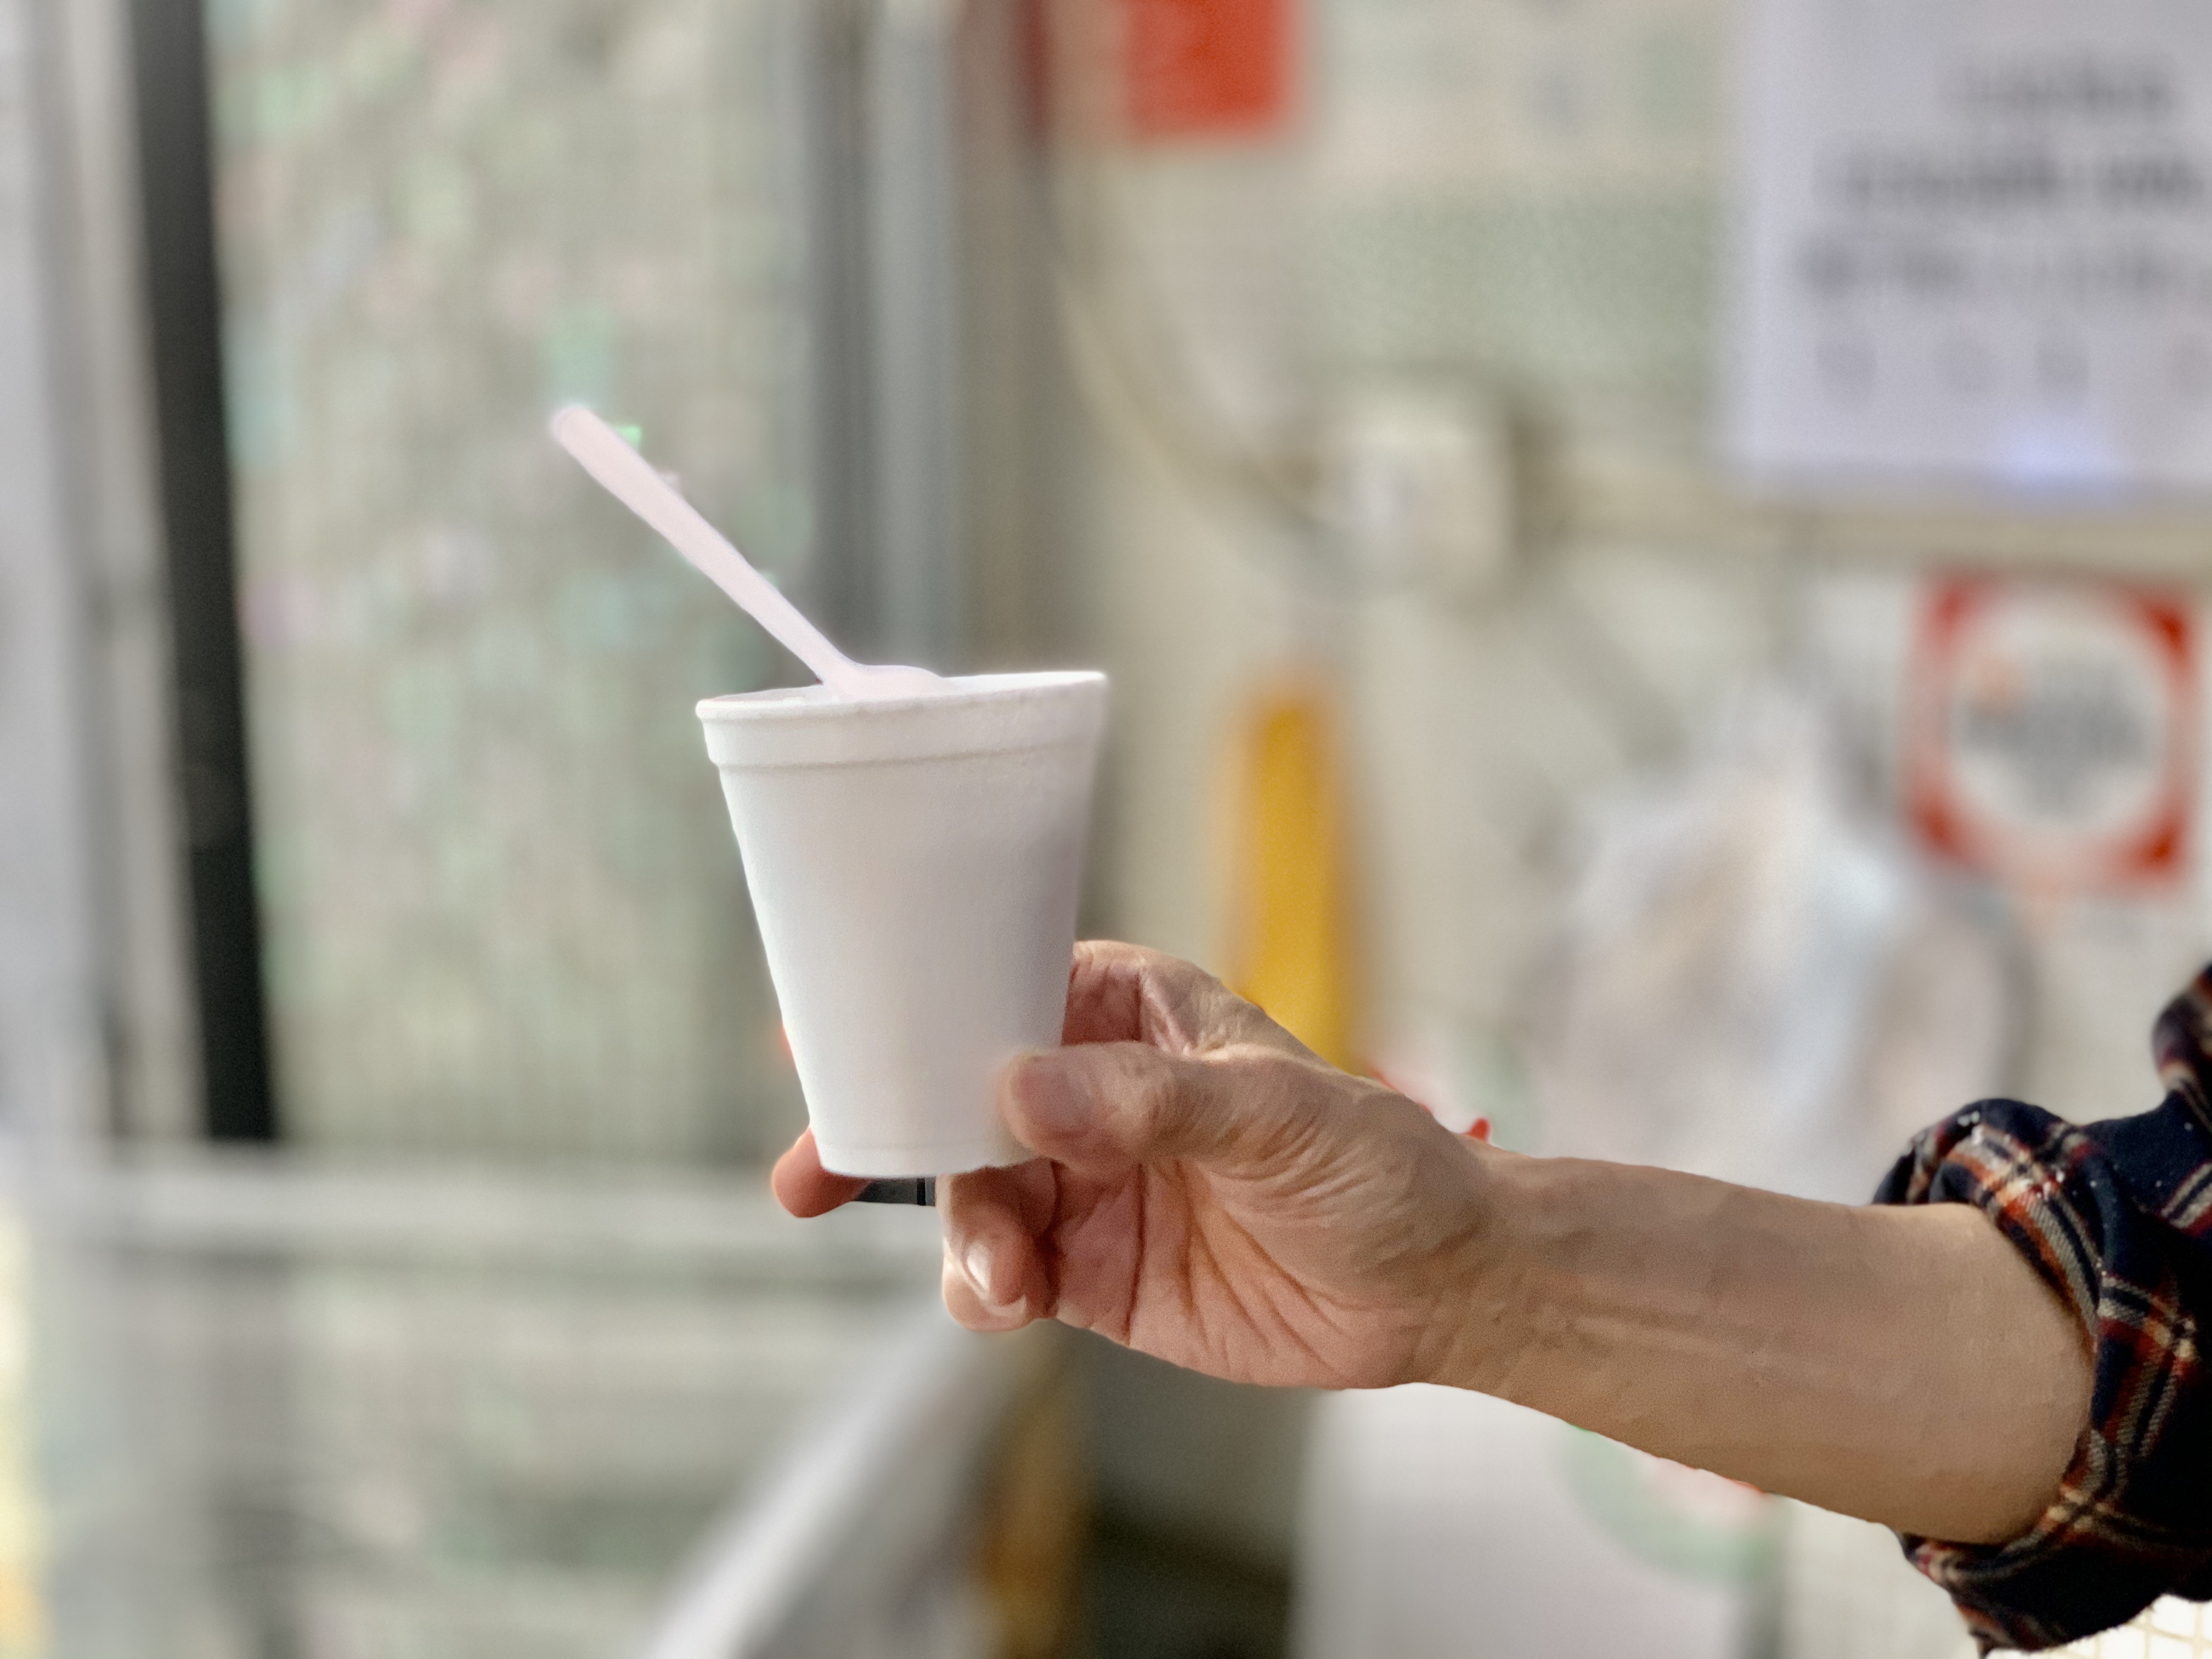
[771,1128,871,1217]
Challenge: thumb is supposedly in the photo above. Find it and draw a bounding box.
[1000,1041,1280,1170]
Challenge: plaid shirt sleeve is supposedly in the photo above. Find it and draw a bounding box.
[1872,966,2212,1652]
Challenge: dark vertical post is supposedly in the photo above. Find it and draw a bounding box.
[125,0,276,1141]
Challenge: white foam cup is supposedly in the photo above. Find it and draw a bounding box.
[698,672,1109,1177]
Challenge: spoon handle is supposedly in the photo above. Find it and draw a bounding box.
[552,405,867,697]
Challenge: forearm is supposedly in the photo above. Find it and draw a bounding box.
[1440,1152,2094,1544]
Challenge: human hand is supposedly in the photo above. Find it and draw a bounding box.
[774,941,2098,1546]
[772,940,1493,1390]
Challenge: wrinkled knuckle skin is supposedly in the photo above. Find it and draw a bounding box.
[1233,1049,1339,1111]
[1126,1049,1196,1148]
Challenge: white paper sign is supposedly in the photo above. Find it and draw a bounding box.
[1725,0,2212,494]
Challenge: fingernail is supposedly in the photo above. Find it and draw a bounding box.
[1009,1054,1086,1137]
[962,1241,996,1302]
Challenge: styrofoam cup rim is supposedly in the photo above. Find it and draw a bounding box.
[696,668,1104,725]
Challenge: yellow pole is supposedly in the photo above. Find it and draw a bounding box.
[1226,675,1358,1070]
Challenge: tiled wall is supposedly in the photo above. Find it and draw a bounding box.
[212,0,811,1158]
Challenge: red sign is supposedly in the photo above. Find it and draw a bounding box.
[1117,0,1294,140]
[1906,574,2196,890]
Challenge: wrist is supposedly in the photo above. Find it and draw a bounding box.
[1407,1139,1540,1392]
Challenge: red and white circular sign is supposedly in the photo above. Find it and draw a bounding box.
[1906,575,2196,890]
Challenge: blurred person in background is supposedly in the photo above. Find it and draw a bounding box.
[776,941,2211,1653]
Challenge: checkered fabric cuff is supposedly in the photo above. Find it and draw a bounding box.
[1874,973,2212,1654]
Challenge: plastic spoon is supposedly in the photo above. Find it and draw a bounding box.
[550,404,942,701]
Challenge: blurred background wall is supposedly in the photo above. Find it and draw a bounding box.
[11,0,2204,1187]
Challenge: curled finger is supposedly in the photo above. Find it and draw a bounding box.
[940,1164,1053,1325]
